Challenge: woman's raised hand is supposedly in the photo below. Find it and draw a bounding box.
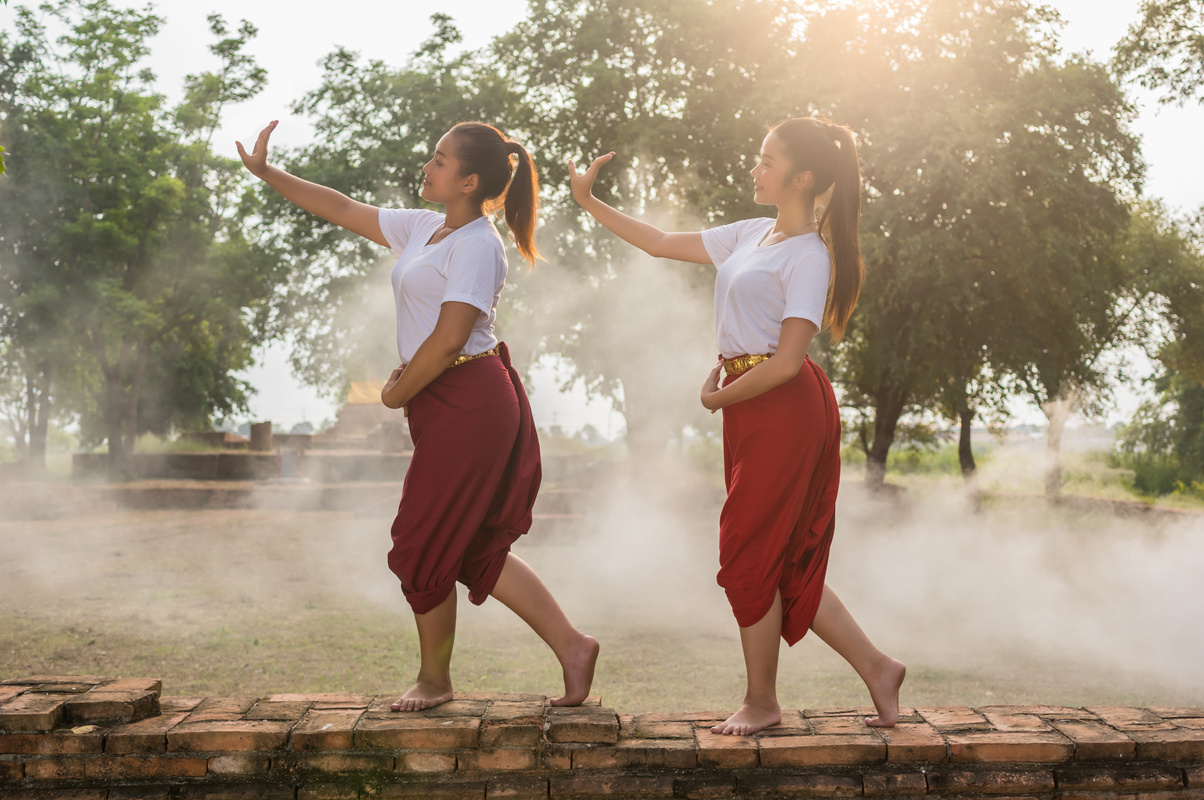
[235,120,279,178]
[567,152,616,206]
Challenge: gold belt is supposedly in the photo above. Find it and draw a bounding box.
[451,344,501,368]
[723,353,771,376]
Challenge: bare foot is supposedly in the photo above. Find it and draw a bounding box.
[390,679,453,712]
[549,634,600,707]
[711,701,781,736]
[864,657,906,728]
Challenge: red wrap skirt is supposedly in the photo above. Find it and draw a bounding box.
[718,356,841,645]
[387,342,541,614]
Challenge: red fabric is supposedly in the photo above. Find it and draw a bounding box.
[718,356,841,645]
[387,342,541,614]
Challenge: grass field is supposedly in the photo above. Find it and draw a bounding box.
[3,469,1203,713]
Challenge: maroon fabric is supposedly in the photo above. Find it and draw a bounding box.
[387,342,541,614]
[717,356,841,645]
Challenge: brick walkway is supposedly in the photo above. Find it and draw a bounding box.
[2,675,1203,798]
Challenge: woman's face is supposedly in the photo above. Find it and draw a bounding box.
[750,130,808,206]
[421,132,473,205]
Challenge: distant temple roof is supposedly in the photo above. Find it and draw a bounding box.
[347,380,385,405]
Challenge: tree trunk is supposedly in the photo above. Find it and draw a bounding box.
[22,364,51,470]
[958,406,976,479]
[105,375,128,479]
[866,389,908,488]
[1042,394,1073,499]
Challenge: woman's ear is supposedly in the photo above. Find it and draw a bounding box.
[461,173,479,196]
[792,169,814,192]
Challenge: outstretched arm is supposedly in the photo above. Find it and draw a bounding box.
[700,317,818,412]
[569,153,711,265]
[237,121,387,247]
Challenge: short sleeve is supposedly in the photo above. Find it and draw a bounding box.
[781,247,832,330]
[442,234,506,314]
[378,207,437,256]
[701,218,771,267]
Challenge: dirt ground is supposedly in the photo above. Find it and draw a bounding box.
[2,481,1202,712]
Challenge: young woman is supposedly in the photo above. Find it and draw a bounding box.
[238,120,599,710]
[569,117,905,734]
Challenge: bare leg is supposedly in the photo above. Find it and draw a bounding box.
[391,590,457,711]
[490,553,599,706]
[809,584,905,727]
[711,591,784,736]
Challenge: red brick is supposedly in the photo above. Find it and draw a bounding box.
[364,697,486,719]
[487,778,548,799]
[64,690,159,725]
[946,731,1073,763]
[917,706,992,731]
[697,728,759,769]
[1086,706,1176,731]
[755,709,810,737]
[0,729,103,754]
[634,711,727,723]
[809,716,879,735]
[978,705,1095,718]
[176,787,296,799]
[1149,707,1204,719]
[1048,719,1136,760]
[1190,766,1204,788]
[0,686,27,704]
[168,719,293,752]
[262,692,372,708]
[0,759,23,781]
[160,696,204,713]
[24,756,86,780]
[245,700,311,720]
[0,692,73,732]
[550,774,674,798]
[83,754,208,779]
[542,706,618,744]
[758,734,885,767]
[397,752,457,773]
[539,744,575,770]
[737,773,861,796]
[0,790,107,800]
[481,702,543,748]
[379,781,488,798]
[876,722,948,763]
[571,738,696,769]
[97,678,162,694]
[208,753,272,775]
[294,753,393,774]
[185,696,258,721]
[105,711,189,754]
[626,715,695,739]
[1129,727,1204,760]
[457,692,546,703]
[672,776,737,798]
[926,768,1055,793]
[1178,718,1204,730]
[2,675,108,685]
[1055,766,1184,791]
[459,748,538,771]
[863,773,927,795]
[981,711,1053,732]
[290,709,362,751]
[355,716,479,749]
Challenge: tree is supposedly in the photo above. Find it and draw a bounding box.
[491,0,801,457]
[796,0,1143,488]
[0,1,280,471]
[1115,0,1204,105]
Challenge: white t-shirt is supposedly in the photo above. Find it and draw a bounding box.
[378,208,506,364]
[701,217,832,358]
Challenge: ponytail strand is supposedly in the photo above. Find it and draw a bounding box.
[503,141,540,267]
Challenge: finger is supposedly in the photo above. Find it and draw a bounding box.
[235,141,247,159]
[590,152,615,173]
[567,159,578,178]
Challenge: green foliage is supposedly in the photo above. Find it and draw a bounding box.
[0,0,282,466]
[1115,0,1204,105]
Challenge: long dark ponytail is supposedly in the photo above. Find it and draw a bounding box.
[771,117,865,341]
[448,121,541,267]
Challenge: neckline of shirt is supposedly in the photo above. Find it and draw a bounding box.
[755,229,820,249]
[423,214,487,248]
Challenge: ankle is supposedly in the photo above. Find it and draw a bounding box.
[414,674,452,690]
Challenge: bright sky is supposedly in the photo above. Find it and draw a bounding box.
[4,0,1201,432]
